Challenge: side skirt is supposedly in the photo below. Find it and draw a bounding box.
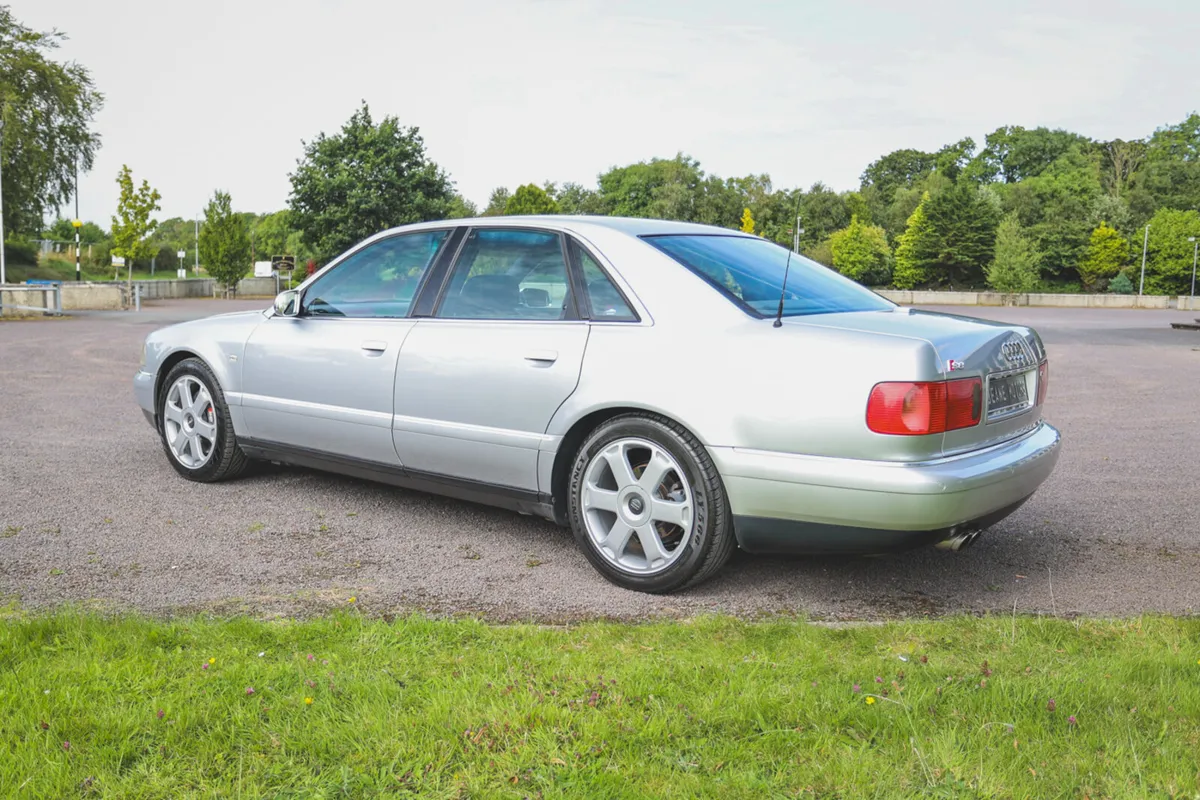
[238,438,561,523]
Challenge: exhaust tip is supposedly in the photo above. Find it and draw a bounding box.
[935,529,982,552]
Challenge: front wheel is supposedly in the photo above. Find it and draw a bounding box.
[567,413,735,593]
[157,358,247,482]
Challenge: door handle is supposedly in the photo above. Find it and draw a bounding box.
[361,340,388,352]
[524,349,558,364]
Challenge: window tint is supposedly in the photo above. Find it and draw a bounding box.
[644,234,894,318]
[437,229,573,320]
[576,246,637,321]
[302,230,448,318]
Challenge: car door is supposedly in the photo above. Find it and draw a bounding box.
[392,227,589,492]
[240,227,457,466]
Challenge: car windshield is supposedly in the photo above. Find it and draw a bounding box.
[643,234,894,318]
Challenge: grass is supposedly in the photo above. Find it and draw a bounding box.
[4,261,188,283]
[1,610,1197,798]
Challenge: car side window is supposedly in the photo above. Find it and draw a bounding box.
[436,229,574,320]
[575,244,637,321]
[301,230,449,318]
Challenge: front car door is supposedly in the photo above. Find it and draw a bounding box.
[240,227,457,465]
[392,227,589,492]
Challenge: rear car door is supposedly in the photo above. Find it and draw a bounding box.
[392,227,589,492]
[240,228,456,465]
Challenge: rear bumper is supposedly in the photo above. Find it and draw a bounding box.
[708,422,1061,555]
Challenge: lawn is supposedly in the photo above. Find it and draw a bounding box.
[1,609,1196,798]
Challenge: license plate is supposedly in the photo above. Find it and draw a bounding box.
[988,371,1030,416]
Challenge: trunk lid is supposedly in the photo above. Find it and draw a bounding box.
[787,308,1048,457]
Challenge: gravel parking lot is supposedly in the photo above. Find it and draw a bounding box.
[2,299,1198,620]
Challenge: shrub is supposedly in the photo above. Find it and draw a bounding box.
[1108,271,1134,294]
[4,237,39,267]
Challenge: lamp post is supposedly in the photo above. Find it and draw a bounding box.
[1188,236,1197,300]
[74,160,82,281]
[194,215,199,274]
[0,118,6,286]
[1138,224,1149,296]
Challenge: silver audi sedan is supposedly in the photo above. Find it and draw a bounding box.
[133,216,1061,593]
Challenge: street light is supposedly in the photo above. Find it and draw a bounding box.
[1188,236,1197,300]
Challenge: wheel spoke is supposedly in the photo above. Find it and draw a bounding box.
[180,379,196,410]
[651,498,691,530]
[190,434,205,461]
[193,417,217,442]
[171,425,190,457]
[163,403,186,426]
[602,521,636,555]
[191,387,213,418]
[636,525,668,566]
[584,485,620,513]
[638,449,674,494]
[602,444,639,488]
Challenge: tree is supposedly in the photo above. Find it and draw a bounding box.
[109,165,160,286]
[1108,271,1134,294]
[1142,208,1200,294]
[739,207,755,234]
[288,101,455,261]
[555,182,606,215]
[482,187,510,216]
[597,153,704,221]
[445,193,478,219]
[0,8,103,236]
[797,182,849,249]
[827,215,892,285]
[1077,223,1127,291]
[967,125,1091,184]
[504,183,559,215]
[893,193,938,288]
[986,214,1041,294]
[43,217,106,243]
[199,190,251,293]
[923,182,1000,286]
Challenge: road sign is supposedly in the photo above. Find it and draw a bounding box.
[112,256,126,267]
[271,254,296,272]
[253,260,274,278]
[177,250,185,259]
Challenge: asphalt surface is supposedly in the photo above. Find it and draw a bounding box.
[1,299,1198,621]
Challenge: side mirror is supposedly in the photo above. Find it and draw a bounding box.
[273,289,300,317]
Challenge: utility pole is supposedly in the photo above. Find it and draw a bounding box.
[1189,236,1197,300]
[194,215,199,274]
[1138,224,1150,296]
[74,160,82,281]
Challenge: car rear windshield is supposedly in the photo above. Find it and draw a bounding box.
[643,234,894,318]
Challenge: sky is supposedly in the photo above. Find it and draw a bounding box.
[18,0,1200,226]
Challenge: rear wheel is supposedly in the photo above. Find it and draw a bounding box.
[157,358,247,482]
[567,413,735,593]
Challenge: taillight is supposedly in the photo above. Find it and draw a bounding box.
[867,378,982,436]
[1036,360,1049,405]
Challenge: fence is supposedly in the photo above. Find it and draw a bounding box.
[0,284,64,316]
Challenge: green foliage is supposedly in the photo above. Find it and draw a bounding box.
[923,182,1000,286]
[1108,271,1134,294]
[288,102,455,261]
[842,191,871,224]
[893,193,938,288]
[109,165,161,283]
[444,193,477,219]
[739,207,754,234]
[1141,208,1200,295]
[481,187,510,216]
[554,182,606,215]
[802,237,833,267]
[42,217,107,243]
[797,182,849,249]
[1145,112,1200,163]
[3,236,37,266]
[1077,223,1127,291]
[0,8,103,236]
[1087,194,1132,236]
[199,190,252,290]
[1,611,1198,798]
[986,214,1041,294]
[828,215,891,285]
[504,183,559,216]
[968,125,1092,184]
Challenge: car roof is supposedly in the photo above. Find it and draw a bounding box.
[377,215,755,241]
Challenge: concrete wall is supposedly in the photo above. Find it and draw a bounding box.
[1,286,57,316]
[1178,295,1200,312]
[876,289,1178,309]
[64,284,124,311]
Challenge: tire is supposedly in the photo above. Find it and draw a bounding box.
[156,357,247,483]
[567,413,735,593]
